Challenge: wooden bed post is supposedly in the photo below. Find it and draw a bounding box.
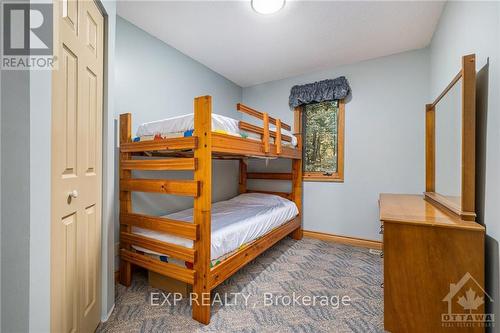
[119,113,133,286]
[291,107,303,240]
[192,96,212,324]
[425,104,435,193]
[276,119,282,155]
[461,54,476,215]
[263,112,270,153]
[239,160,247,194]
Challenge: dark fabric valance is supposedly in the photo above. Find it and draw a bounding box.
[288,76,351,109]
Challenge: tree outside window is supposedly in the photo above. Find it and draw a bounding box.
[302,100,345,182]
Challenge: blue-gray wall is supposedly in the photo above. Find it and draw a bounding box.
[1,65,31,333]
[242,49,429,242]
[114,16,243,267]
[115,17,242,130]
[429,1,500,327]
[29,58,52,333]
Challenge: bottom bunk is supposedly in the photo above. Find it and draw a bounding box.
[120,193,301,291]
[132,193,299,267]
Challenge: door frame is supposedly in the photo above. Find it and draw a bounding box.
[94,0,116,323]
[49,0,111,329]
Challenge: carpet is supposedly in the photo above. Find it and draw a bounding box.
[98,237,383,333]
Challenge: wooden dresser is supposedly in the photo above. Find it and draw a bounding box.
[380,194,486,333]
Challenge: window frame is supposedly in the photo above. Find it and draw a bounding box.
[299,99,345,183]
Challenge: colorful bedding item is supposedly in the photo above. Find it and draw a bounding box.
[135,113,298,146]
[142,242,251,268]
[136,113,240,138]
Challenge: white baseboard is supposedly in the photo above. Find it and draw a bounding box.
[102,303,115,322]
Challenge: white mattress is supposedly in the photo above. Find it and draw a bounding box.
[132,193,299,260]
[136,113,298,146]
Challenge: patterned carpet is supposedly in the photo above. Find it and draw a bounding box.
[98,238,383,333]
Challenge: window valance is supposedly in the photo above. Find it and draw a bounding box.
[288,76,351,109]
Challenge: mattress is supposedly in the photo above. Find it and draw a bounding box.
[135,113,298,146]
[132,193,299,261]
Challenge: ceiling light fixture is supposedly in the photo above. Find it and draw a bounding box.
[251,0,285,15]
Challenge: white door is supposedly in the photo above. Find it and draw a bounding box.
[51,0,104,332]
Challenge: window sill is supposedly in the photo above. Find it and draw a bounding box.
[303,176,344,183]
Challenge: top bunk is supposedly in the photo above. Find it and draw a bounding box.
[120,95,302,160]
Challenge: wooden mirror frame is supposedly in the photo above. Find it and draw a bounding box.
[425,54,476,221]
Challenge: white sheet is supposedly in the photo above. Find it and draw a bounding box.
[136,113,298,146]
[132,193,299,260]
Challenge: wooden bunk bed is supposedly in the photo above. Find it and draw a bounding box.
[119,95,303,324]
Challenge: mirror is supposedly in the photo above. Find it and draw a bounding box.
[435,79,462,209]
[425,54,476,221]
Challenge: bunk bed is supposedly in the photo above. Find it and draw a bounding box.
[119,95,303,324]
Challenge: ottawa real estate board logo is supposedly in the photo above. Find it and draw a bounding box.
[442,272,494,328]
[2,2,55,70]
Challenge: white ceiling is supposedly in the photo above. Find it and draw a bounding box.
[117,1,445,87]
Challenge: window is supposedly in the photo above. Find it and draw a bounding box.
[302,100,344,182]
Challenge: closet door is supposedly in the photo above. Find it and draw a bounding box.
[51,0,104,332]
